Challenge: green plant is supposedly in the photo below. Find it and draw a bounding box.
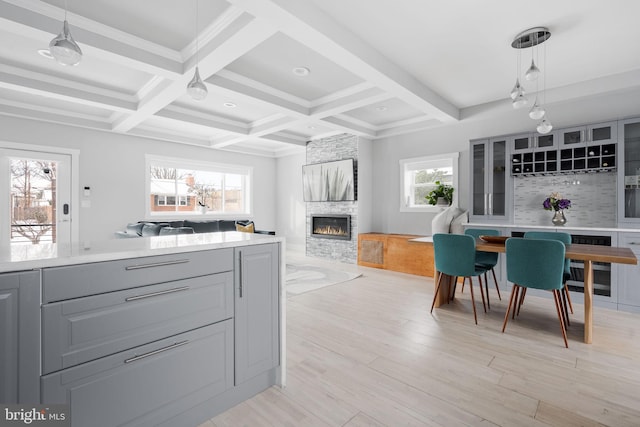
[425,181,454,206]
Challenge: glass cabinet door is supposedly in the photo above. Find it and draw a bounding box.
[491,139,506,216]
[472,141,486,216]
[622,120,640,220]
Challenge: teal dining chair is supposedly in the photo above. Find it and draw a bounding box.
[523,231,573,325]
[503,237,569,348]
[464,228,502,309]
[431,233,489,324]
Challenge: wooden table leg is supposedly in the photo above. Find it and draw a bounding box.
[583,260,594,344]
[433,271,452,308]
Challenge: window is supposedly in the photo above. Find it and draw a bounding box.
[399,152,459,212]
[146,155,252,217]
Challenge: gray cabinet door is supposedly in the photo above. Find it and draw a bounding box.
[0,270,40,403]
[41,321,233,427]
[234,243,279,384]
[618,233,640,309]
[42,272,233,374]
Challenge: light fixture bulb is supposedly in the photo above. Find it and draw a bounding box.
[512,92,528,109]
[187,66,208,101]
[528,99,545,120]
[525,59,540,81]
[49,20,82,66]
[510,78,523,100]
[537,116,553,134]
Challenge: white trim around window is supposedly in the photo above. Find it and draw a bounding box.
[399,152,459,212]
[145,154,253,219]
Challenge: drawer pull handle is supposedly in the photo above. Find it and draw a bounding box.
[124,340,189,364]
[125,259,189,270]
[239,251,243,298]
[125,286,190,302]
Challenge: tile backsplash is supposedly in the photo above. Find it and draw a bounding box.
[513,172,617,227]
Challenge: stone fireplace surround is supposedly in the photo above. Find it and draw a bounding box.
[306,134,359,263]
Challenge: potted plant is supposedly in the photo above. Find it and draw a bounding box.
[426,181,454,206]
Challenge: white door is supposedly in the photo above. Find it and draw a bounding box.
[0,149,72,248]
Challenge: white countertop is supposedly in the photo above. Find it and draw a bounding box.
[467,223,640,233]
[0,232,283,273]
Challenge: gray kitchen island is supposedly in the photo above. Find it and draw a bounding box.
[0,231,285,427]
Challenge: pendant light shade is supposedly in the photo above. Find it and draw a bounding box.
[536,116,553,134]
[510,78,524,100]
[512,92,528,109]
[49,19,82,66]
[524,59,540,81]
[187,66,208,100]
[528,98,545,120]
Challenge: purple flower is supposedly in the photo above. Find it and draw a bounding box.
[557,199,571,210]
[543,193,571,211]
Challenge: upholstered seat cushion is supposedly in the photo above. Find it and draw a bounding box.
[159,226,195,235]
[141,223,170,236]
[183,220,220,233]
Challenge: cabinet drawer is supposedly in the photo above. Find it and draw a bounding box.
[41,320,233,427]
[42,272,233,375]
[42,248,233,302]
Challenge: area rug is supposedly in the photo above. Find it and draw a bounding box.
[286,263,362,296]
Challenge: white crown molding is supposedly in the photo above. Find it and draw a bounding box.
[217,69,310,108]
[309,82,375,108]
[163,104,249,129]
[0,98,111,123]
[0,102,111,130]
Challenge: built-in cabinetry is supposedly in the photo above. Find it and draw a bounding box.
[470,137,509,222]
[618,117,640,224]
[617,232,640,312]
[1,241,281,425]
[234,244,279,384]
[0,270,40,403]
[559,121,617,147]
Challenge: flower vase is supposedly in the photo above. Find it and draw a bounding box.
[551,210,566,226]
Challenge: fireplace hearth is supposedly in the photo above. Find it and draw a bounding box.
[311,215,351,240]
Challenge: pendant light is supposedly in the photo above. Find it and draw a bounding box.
[49,0,82,66]
[536,33,552,134]
[510,27,551,129]
[187,0,208,100]
[528,97,545,120]
[511,39,528,109]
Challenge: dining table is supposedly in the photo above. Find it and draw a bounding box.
[411,236,638,344]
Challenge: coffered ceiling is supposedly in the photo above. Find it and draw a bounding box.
[1,0,639,157]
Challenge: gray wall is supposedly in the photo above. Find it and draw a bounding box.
[275,151,306,252]
[0,115,277,242]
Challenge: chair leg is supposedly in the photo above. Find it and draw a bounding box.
[512,286,521,319]
[484,271,490,310]
[467,276,478,325]
[491,268,501,300]
[430,272,445,313]
[461,278,465,294]
[564,283,574,314]
[516,287,527,316]
[552,289,569,348]
[561,288,571,327]
[477,275,487,313]
[502,284,519,332]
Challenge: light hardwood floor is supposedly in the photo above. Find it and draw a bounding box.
[202,253,640,427]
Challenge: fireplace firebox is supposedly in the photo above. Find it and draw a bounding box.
[311,215,351,240]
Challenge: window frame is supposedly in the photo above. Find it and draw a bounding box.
[399,152,459,212]
[145,155,253,219]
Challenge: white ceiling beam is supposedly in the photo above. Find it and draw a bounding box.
[0,102,111,130]
[228,0,459,122]
[112,17,277,133]
[320,116,377,138]
[0,69,136,112]
[154,109,249,136]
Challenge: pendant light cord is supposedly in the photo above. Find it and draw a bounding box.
[195,0,199,66]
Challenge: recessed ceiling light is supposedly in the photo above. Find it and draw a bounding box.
[223,102,237,108]
[375,106,388,112]
[37,49,54,60]
[292,67,310,77]
[308,126,316,130]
